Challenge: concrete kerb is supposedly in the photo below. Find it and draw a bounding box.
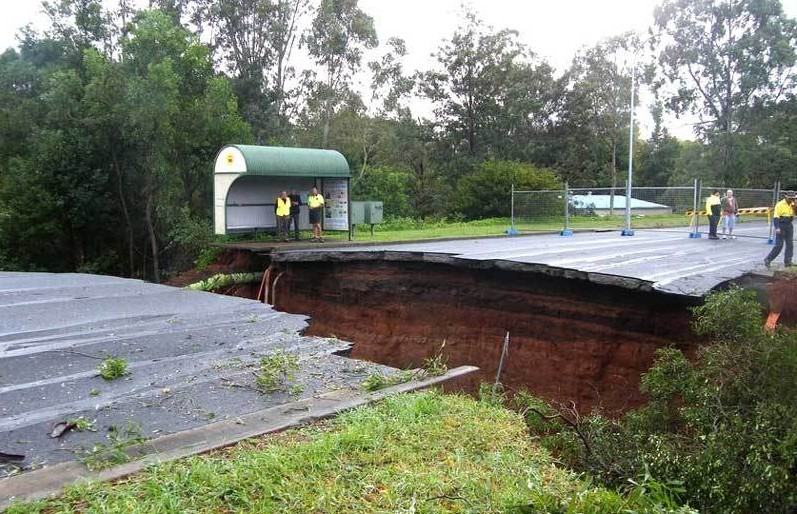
[0,365,478,509]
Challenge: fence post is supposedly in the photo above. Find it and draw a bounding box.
[769,180,780,244]
[507,184,519,236]
[560,181,573,236]
[689,178,702,239]
[511,183,515,228]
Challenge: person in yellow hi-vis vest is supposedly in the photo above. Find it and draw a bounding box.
[274,191,291,242]
[705,191,721,240]
[307,186,325,242]
[765,194,795,269]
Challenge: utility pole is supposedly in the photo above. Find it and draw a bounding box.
[621,58,636,237]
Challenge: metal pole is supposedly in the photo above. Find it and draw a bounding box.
[347,178,352,241]
[511,183,515,228]
[495,331,510,387]
[689,178,701,238]
[769,180,780,244]
[507,184,518,236]
[622,60,636,236]
[561,181,573,236]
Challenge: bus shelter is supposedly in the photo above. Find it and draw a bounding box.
[214,145,351,236]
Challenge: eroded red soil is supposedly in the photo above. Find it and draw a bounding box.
[272,260,699,414]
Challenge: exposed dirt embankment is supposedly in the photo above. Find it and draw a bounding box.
[272,260,699,413]
[167,249,269,289]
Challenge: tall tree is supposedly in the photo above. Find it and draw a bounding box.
[637,102,683,186]
[0,6,250,278]
[654,0,797,181]
[558,33,638,194]
[303,0,377,148]
[421,9,557,170]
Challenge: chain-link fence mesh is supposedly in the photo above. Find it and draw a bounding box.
[510,181,783,240]
[698,186,778,240]
[511,189,567,232]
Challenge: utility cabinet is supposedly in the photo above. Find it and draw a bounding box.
[363,201,383,225]
[350,201,384,238]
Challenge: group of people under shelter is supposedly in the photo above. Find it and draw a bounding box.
[274,186,326,243]
[705,189,795,268]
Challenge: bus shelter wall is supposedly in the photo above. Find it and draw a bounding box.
[224,175,317,233]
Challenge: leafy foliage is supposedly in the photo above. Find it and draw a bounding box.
[360,370,413,391]
[79,423,145,471]
[523,287,797,513]
[97,357,129,381]
[256,351,300,392]
[454,160,561,219]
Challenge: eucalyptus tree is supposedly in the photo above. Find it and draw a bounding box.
[558,33,639,193]
[420,9,557,172]
[654,0,797,182]
[303,0,378,148]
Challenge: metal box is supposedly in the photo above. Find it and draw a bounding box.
[363,201,383,224]
[350,201,366,225]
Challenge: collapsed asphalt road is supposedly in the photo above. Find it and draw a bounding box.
[0,272,399,478]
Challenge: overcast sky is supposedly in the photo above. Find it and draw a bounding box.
[2,0,797,140]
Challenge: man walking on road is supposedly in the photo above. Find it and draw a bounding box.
[275,191,291,242]
[764,194,795,269]
[706,191,721,240]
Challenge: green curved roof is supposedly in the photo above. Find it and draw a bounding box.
[226,145,350,178]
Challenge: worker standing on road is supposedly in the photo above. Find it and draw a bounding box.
[764,194,795,269]
[289,189,302,241]
[308,186,325,242]
[721,189,739,239]
[706,191,722,240]
[275,191,291,242]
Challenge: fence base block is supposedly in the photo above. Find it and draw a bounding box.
[621,229,635,236]
[560,229,573,236]
[505,227,520,236]
[689,232,702,239]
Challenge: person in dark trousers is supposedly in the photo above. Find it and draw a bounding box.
[288,189,302,241]
[765,194,795,269]
[274,191,291,242]
[706,191,721,240]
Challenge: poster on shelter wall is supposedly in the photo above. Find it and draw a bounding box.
[323,179,349,231]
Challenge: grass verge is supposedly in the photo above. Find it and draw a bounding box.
[8,391,693,513]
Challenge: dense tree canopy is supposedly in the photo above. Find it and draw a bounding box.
[1,0,797,277]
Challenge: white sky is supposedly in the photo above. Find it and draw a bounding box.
[2,0,797,140]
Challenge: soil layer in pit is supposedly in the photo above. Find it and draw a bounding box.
[270,260,700,414]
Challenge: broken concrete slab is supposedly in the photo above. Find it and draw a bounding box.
[0,365,478,509]
[270,223,775,296]
[0,272,413,483]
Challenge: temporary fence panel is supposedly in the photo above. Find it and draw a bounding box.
[510,181,781,239]
[699,187,777,240]
[511,189,568,233]
[567,186,696,232]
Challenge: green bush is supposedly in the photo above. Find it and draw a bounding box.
[168,207,215,271]
[523,287,797,513]
[352,166,414,218]
[98,357,129,381]
[453,160,561,219]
